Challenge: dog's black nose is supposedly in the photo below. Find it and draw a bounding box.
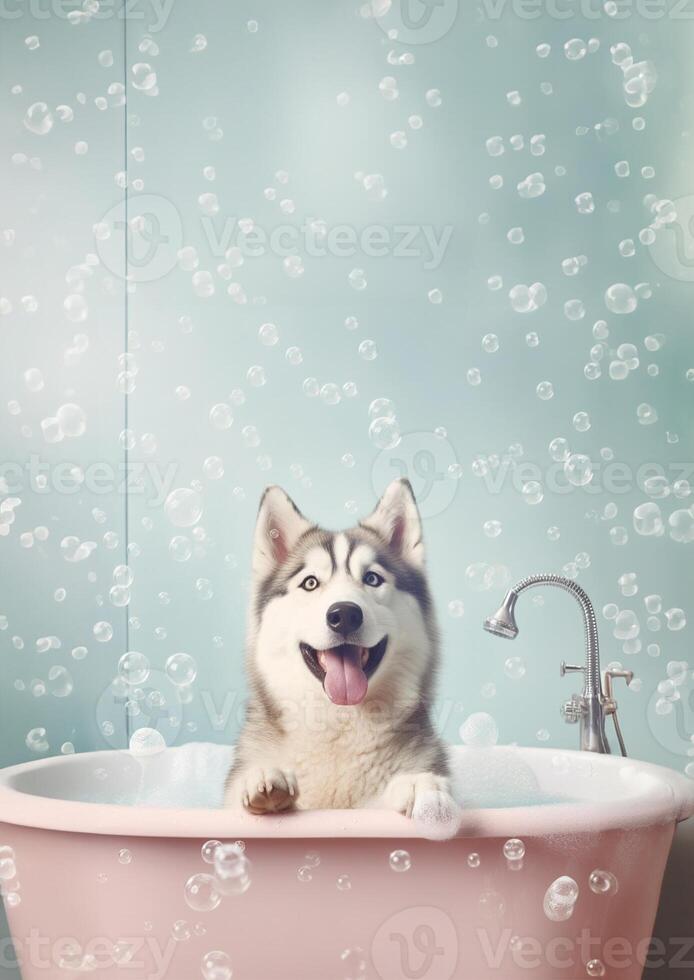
[326,601,363,636]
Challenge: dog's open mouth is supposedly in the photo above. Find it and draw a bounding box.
[300,637,387,706]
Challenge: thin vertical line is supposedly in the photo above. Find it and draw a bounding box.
[122,0,132,745]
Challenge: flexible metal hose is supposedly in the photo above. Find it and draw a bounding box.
[509,574,602,698]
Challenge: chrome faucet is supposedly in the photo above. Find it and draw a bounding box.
[483,574,632,756]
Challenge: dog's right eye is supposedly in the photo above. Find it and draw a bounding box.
[299,575,319,592]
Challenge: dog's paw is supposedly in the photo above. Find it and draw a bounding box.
[380,772,462,839]
[412,788,463,840]
[233,768,299,815]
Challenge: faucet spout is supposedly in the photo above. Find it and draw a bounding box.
[483,574,617,755]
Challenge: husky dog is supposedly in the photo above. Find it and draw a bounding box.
[225,479,458,825]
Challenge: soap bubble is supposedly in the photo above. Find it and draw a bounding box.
[460,712,498,747]
[320,383,341,406]
[336,874,352,891]
[389,849,412,872]
[213,844,251,895]
[170,536,192,562]
[200,841,221,864]
[96,620,115,644]
[129,727,165,756]
[24,102,53,135]
[509,282,547,312]
[0,847,16,881]
[467,852,481,868]
[166,652,197,686]
[369,417,400,450]
[589,869,618,895]
[209,404,233,430]
[605,283,637,314]
[665,608,686,631]
[613,610,639,640]
[203,457,224,480]
[297,866,312,882]
[575,192,595,214]
[564,454,593,487]
[165,488,203,527]
[549,437,570,462]
[285,346,302,366]
[503,839,525,869]
[184,874,221,912]
[340,947,367,979]
[425,88,442,107]
[358,339,377,360]
[586,960,606,978]
[131,63,157,91]
[504,657,526,680]
[172,921,191,942]
[48,665,73,698]
[543,876,579,921]
[517,173,546,199]
[669,510,694,543]
[193,271,215,297]
[565,38,587,59]
[24,368,44,392]
[57,403,87,438]
[633,502,664,537]
[522,481,544,505]
[201,950,232,980]
[637,403,658,426]
[118,651,150,685]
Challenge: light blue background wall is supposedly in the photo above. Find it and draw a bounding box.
[2,0,694,972]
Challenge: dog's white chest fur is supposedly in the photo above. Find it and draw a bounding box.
[281,705,396,809]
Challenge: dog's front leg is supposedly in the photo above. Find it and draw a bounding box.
[377,772,462,836]
[224,766,299,815]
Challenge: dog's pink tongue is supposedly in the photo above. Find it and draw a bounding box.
[322,648,368,706]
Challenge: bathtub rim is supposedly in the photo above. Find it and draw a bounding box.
[0,745,692,840]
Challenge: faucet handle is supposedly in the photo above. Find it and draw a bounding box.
[602,668,633,758]
[603,667,634,709]
[561,694,586,724]
[560,661,584,677]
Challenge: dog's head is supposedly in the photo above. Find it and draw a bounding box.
[248,479,438,712]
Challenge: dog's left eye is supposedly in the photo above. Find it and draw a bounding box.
[363,571,384,588]
[299,575,320,591]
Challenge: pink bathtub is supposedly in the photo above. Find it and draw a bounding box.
[0,744,692,980]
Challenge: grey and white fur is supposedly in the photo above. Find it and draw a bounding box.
[225,478,459,826]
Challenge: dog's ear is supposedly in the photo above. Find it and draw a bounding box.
[362,478,424,567]
[253,486,311,579]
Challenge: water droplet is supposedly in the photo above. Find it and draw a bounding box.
[543,876,579,921]
[165,488,203,527]
[389,849,412,872]
[184,874,221,913]
[588,869,618,895]
[165,652,197,686]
